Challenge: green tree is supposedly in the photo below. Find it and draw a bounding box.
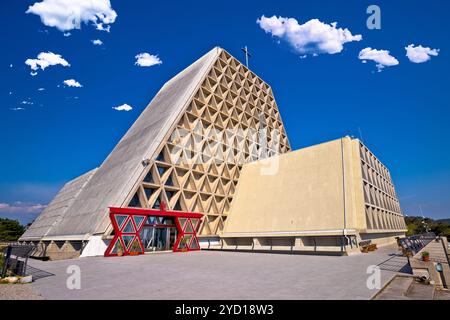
[405,216,450,240]
[0,218,25,241]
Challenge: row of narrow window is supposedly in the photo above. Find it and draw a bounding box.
[365,206,406,230]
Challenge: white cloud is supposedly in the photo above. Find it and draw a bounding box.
[38,88,45,91]
[112,103,133,111]
[63,32,71,37]
[25,51,70,74]
[9,64,13,68]
[405,44,439,63]
[10,107,25,111]
[358,47,399,72]
[63,79,83,87]
[257,15,362,55]
[95,23,111,32]
[0,202,46,214]
[21,101,34,105]
[135,53,162,67]
[26,0,117,32]
[91,39,103,45]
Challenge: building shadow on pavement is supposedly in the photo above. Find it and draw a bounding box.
[26,265,54,280]
[377,254,412,274]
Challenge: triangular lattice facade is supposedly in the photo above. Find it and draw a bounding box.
[121,48,290,236]
[21,47,291,253]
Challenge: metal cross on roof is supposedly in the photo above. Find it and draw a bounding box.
[241,46,251,68]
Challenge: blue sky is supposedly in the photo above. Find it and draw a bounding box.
[1,0,449,224]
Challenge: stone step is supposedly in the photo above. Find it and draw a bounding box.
[405,282,435,299]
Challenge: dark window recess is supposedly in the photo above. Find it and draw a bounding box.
[144,187,154,200]
[166,190,175,201]
[71,241,83,251]
[152,197,161,209]
[143,171,154,183]
[173,200,182,211]
[162,217,175,225]
[165,175,174,186]
[157,166,168,177]
[55,241,65,249]
[156,152,165,162]
[129,192,141,208]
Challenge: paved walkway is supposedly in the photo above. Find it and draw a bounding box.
[0,284,43,300]
[27,245,408,300]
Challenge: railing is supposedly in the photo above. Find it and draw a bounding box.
[397,233,436,257]
[1,243,37,278]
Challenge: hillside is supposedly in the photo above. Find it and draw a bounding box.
[405,216,450,240]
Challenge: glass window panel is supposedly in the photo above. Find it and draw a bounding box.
[184,220,194,233]
[133,216,145,230]
[154,228,169,251]
[140,226,155,251]
[146,216,156,225]
[178,218,187,230]
[190,218,199,231]
[169,227,177,249]
[190,237,199,250]
[183,235,192,248]
[122,235,134,250]
[122,219,136,233]
[114,214,128,229]
[178,236,188,250]
[130,238,142,253]
[111,238,123,254]
[162,217,175,225]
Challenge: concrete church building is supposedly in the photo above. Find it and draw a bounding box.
[20,47,406,259]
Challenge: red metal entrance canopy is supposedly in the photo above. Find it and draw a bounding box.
[104,204,203,257]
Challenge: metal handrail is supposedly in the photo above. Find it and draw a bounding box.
[397,233,436,257]
[1,244,37,278]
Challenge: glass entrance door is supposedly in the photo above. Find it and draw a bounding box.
[154,227,168,251]
[140,226,177,252]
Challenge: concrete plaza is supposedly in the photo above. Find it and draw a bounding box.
[26,245,409,300]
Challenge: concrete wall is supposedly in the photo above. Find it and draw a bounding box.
[27,240,84,260]
[219,136,405,254]
[360,232,405,247]
[223,137,357,236]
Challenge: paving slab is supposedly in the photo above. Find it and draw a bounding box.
[0,284,44,300]
[26,245,407,300]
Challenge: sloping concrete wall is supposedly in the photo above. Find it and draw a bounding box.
[23,47,221,240]
[20,169,97,240]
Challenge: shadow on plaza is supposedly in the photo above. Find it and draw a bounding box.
[26,265,55,280]
[377,253,412,274]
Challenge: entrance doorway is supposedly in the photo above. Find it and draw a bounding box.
[140,226,177,252]
[105,206,203,257]
[139,216,178,252]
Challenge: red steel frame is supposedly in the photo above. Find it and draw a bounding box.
[104,204,203,257]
